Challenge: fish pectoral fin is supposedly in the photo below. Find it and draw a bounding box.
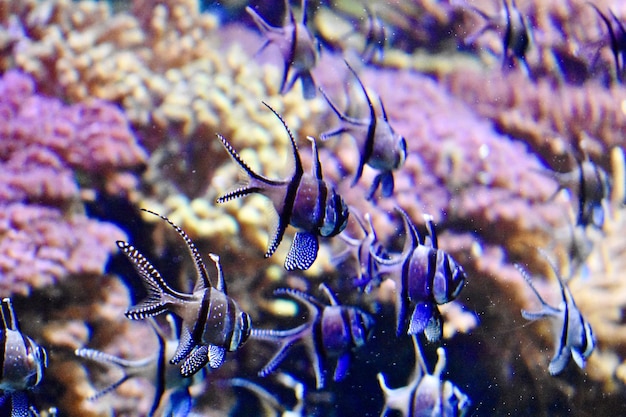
[380,172,395,198]
[208,345,226,369]
[299,71,316,100]
[548,347,571,375]
[571,349,587,370]
[170,327,195,365]
[408,302,442,343]
[180,345,210,377]
[333,352,351,382]
[284,232,319,270]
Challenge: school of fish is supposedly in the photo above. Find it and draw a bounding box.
[0,0,622,416]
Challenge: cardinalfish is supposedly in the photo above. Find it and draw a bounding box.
[462,0,532,76]
[333,210,385,291]
[588,4,626,83]
[251,283,374,389]
[515,255,595,375]
[0,298,48,417]
[118,209,251,378]
[217,102,349,271]
[377,336,470,417]
[371,207,466,342]
[319,61,407,200]
[75,315,201,417]
[247,0,319,99]
[539,154,611,230]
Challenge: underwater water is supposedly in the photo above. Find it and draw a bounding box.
[0,0,626,416]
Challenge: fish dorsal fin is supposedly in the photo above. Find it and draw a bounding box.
[275,287,324,318]
[395,206,420,257]
[378,96,390,123]
[318,283,339,306]
[0,298,17,331]
[422,214,438,249]
[262,102,304,259]
[306,136,323,180]
[141,209,211,289]
[300,0,308,26]
[345,60,376,186]
[208,253,226,294]
[410,335,427,382]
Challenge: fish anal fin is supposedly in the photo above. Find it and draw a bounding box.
[171,327,195,365]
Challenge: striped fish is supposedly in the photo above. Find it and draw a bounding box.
[75,315,200,416]
[0,298,47,417]
[247,0,319,99]
[119,209,251,378]
[217,102,349,271]
[545,156,611,230]
[378,336,470,417]
[319,60,407,200]
[516,258,595,375]
[371,207,466,342]
[462,0,532,76]
[252,284,374,389]
[334,210,385,291]
[589,4,626,83]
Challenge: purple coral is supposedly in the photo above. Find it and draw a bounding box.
[0,70,144,296]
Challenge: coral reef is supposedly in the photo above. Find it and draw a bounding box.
[0,69,143,296]
[0,0,624,416]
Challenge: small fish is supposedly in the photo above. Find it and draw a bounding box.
[75,315,200,416]
[228,373,305,416]
[463,0,532,76]
[377,335,471,417]
[247,0,319,99]
[119,209,251,377]
[319,61,407,200]
[516,257,595,375]
[540,155,611,230]
[0,298,48,417]
[371,207,466,342]
[333,210,385,291]
[252,283,374,389]
[217,102,349,271]
[588,4,626,83]
[360,6,387,64]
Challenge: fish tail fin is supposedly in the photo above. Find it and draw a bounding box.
[252,324,309,378]
[117,241,176,320]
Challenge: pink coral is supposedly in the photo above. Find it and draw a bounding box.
[0,203,125,297]
[0,69,143,296]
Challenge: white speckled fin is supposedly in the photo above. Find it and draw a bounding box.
[171,327,195,365]
[208,345,225,369]
[284,232,319,270]
[181,345,209,377]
